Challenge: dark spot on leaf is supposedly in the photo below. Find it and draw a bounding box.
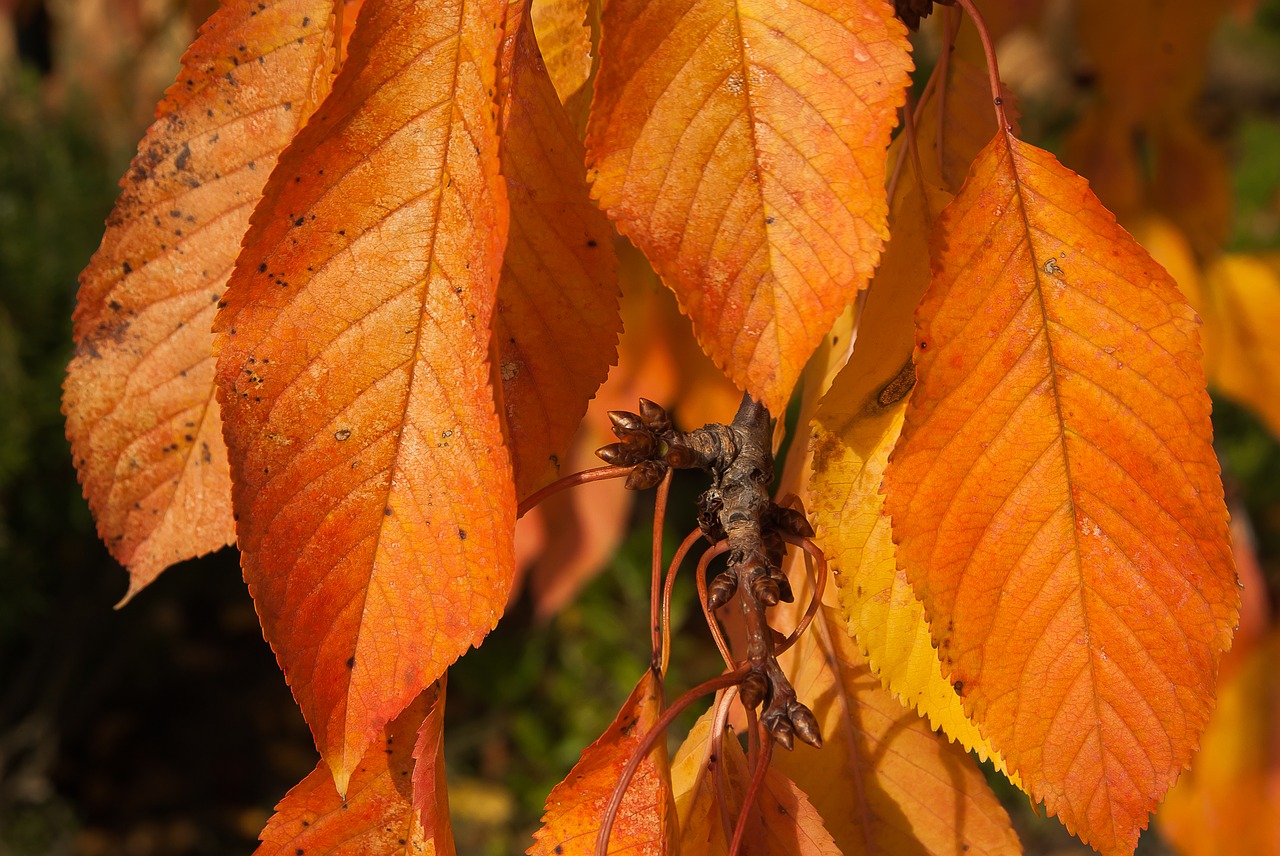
[294,217,305,227]
[586,239,597,247]
[457,528,466,540]
[335,429,351,441]
[347,657,355,668]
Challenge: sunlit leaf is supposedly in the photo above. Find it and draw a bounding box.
[529,668,676,855]
[213,0,513,792]
[809,176,1013,777]
[586,0,913,413]
[65,0,341,601]
[257,684,453,856]
[1200,254,1280,439]
[530,0,597,131]
[1158,626,1280,856]
[772,606,1020,855]
[884,131,1238,854]
[493,2,620,499]
[670,707,840,855]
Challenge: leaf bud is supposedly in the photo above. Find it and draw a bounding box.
[771,505,815,538]
[607,409,644,433]
[739,671,768,709]
[789,702,822,748]
[750,574,781,607]
[596,443,637,466]
[638,398,671,433]
[707,571,738,609]
[767,714,795,750]
[625,460,667,490]
[618,428,658,458]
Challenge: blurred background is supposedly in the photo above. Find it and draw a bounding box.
[1,1,1278,854]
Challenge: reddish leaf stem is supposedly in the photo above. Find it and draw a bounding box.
[516,465,630,518]
[594,666,749,856]
[728,719,773,856]
[772,536,828,657]
[650,469,674,667]
[950,0,1010,131]
[710,688,738,847]
[662,528,706,676]
[696,541,736,667]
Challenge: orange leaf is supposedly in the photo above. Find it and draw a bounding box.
[529,668,676,855]
[213,0,514,793]
[64,0,341,601]
[494,3,620,499]
[530,0,597,132]
[585,0,913,414]
[670,706,840,855]
[884,132,1238,854]
[1200,254,1280,438]
[1158,626,1280,856]
[772,606,1020,855]
[257,683,453,856]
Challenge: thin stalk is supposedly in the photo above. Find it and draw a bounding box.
[594,667,749,856]
[695,541,735,667]
[773,536,828,656]
[650,469,674,667]
[516,465,630,518]
[662,529,705,676]
[949,0,1011,131]
[728,720,773,856]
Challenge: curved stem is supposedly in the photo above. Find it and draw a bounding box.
[728,719,773,856]
[650,469,674,666]
[594,667,749,856]
[711,687,739,848]
[695,541,735,667]
[773,535,828,656]
[517,465,631,518]
[662,529,705,677]
[949,0,1010,131]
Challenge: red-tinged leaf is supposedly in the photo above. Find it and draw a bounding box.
[670,707,840,855]
[493,3,620,498]
[257,684,453,856]
[772,606,1020,855]
[529,668,676,855]
[585,0,913,414]
[884,132,1238,854]
[213,0,513,793]
[64,0,341,601]
[412,681,454,850]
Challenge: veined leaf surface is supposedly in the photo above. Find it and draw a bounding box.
[809,178,1012,776]
[257,684,452,856]
[494,2,620,498]
[884,132,1237,854]
[529,668,676,855]
[586,0,912,413]
[65,0,341,600]
[772,606,1020,855]
[671,708,840,856]
[214,0,513,793]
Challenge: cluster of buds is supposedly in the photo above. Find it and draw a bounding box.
[595,399,696,490]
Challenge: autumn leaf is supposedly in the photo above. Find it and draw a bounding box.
[670,707,840,855]
[809,55,1015,776]
[1199,254,1280,438]
[884,131,1238,853]
[257,683,453,856]
[530,0,598,132]
[213,0,514,793]
[64,0,342,601]
[529,668,676,855]
[585,0,913,414]
[1158,626,1280,856]
[492,1,620,499]
[809,177,1013,777]
[771,605,1020,855]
